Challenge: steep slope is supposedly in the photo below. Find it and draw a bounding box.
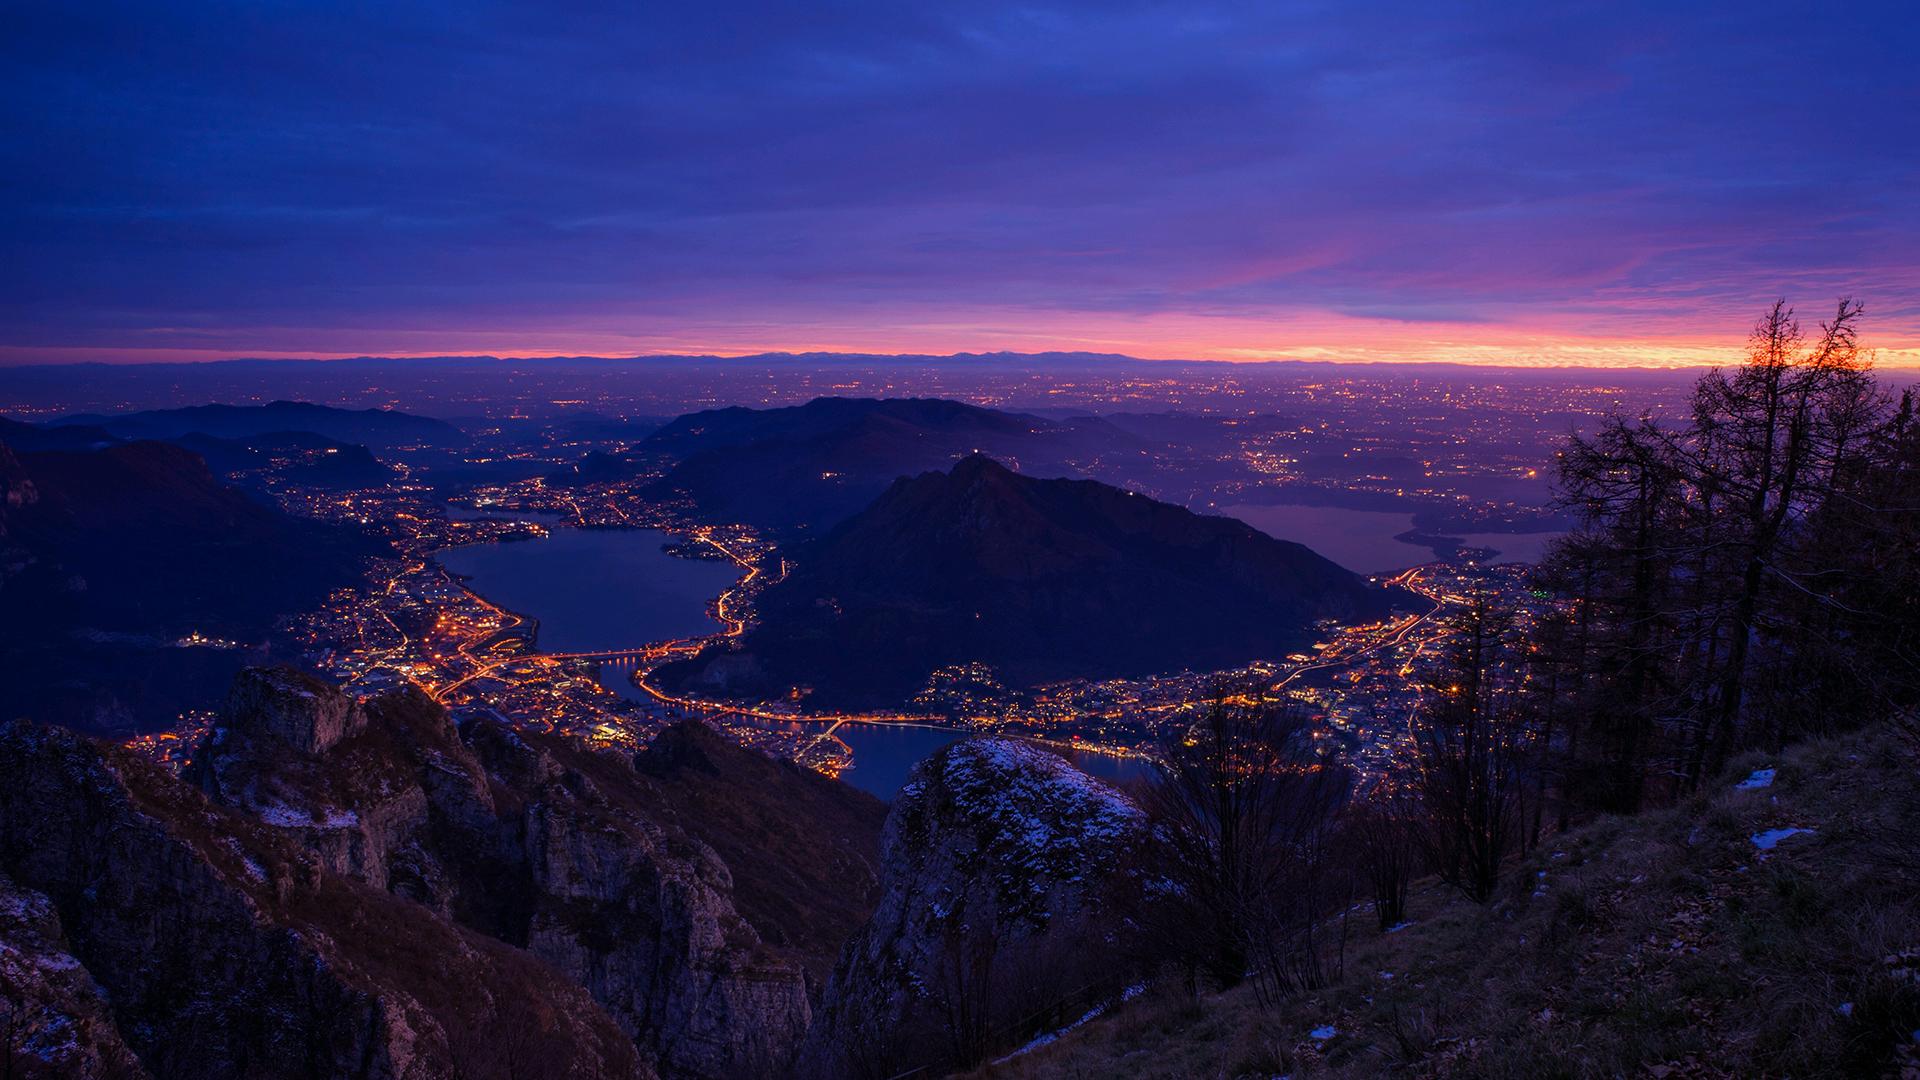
[0,440,380,733]
[633,397,1125,532]
[0,718,649,1080]
[0,873,148,1079]
[1,440,375,636]
[970,724,1920,1079]
[185,667,889,1078]
[171,430,394,487]
[0,441,34,530]
[669,455,1398,706]
[804,738,1148,1078]
[0,416,392,487]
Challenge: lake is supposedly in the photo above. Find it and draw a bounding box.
[1218,503,1561,574]
[436,527,741,652]
[443,526,1149,800]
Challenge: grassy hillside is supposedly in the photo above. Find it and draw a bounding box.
[972,723,1920,1078]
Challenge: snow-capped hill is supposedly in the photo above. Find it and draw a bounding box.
[893,737,1143,921]
[802,736,1149,1077]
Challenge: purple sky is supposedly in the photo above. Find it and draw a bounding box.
[4,1,1918,367]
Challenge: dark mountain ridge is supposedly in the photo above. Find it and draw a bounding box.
[170,430,395,487]
[642,395,1043,454]
[0,440,375,637]
[0,439,379,732]
[1,415,395,488]
[0,415,120,452]
[630,396,1132,532]
[667,455,1398,706]
[56,399,463,448]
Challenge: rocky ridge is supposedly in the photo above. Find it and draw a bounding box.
[803,737,1148,1077]
[0,872,147,1079]
[0,717,647,1079]
[2,666,887,1079]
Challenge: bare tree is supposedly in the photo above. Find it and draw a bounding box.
[1347,783,1423,931]
[1409,592,1532,903]
[1538,299,1913,825]
[936,915,1000,1070]
[1685,299,1877,773]
[1141,690,1352,1001]
[1552,416,1687,811]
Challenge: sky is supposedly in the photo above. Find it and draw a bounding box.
[3,1,1918,368]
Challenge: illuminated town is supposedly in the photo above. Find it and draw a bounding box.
[118,373,1581,788]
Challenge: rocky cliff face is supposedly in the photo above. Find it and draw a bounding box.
[467,718,817,1077]
[0,873,148,1080]
[181,666,885,1078]
[186,669,496,909]
[0,719,649,1080]
[216,665,368,755]
[803,737,1147,1078]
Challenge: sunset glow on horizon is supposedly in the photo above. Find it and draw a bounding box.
[5,2,1917,369]
[10,308,1920,371]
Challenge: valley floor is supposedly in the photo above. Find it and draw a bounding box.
[971,722,1920,1079]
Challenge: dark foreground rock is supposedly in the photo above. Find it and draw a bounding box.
[2,666,887,1079]
[0,719,648,1080]
[802,737,1148,1078]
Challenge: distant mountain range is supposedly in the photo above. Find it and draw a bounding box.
[52,400,463,448]
[169,430,395,488]
[664,454,1398,706]
[3,412,397,489]
[0,415,121,452]
[565,396,1133,533]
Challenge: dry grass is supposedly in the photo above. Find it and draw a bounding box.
[971,725,1920,1079]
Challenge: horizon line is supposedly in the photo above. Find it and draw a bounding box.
[0,348,1834,375]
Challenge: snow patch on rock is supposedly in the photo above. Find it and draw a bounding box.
[1752,826,1815,850]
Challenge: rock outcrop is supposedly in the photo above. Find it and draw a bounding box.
[0,719,649,1080]
[0,873,148,1080]
[184,667,886,1078]
[218,665,368,755]
[804,737,1148,1077]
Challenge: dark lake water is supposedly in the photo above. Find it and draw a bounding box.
[436,527,741,652]
[824,722,966,799]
